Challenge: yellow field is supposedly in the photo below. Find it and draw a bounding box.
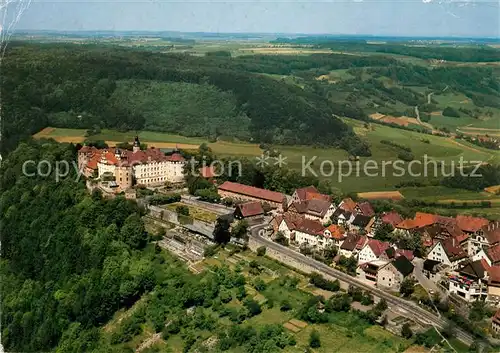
[485,185,500,194]
[357,191,405,200]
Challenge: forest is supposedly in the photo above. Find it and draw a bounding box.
[1,42,366,155]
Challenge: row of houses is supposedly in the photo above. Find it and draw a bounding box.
[215,181,500,303]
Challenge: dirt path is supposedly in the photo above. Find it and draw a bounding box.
[446,138,487,154]
[136,333,161,352]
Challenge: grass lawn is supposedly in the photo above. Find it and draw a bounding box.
[165,202,218,223]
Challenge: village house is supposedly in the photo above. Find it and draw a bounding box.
[492,309,500,336]
[448,259,489,302]
[357,260,389,283]
[331,198,356,226]
[426,237,468,270]
[377,256,415,291]
[466,221,500,256]
[372,211,404,232]
[349,214,375,235]
[380,247,414,262]
[290,186,331,204]
[422,259,445,282]
[358,239,391,264]
[488,266,500,305]
[293,218,330,249]
[287,198,334,224]
[233,201,264,220]
[354,201,375,217]
[217,181,285,210]
[78,137,186,190]
[339,234,367,259]
[323,224,346,248]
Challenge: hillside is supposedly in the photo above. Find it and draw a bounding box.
[1,43,365,155]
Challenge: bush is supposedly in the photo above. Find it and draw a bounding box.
[280,300,292,312]
[309,330,321,348]
[204,245,218,257]
[194,188,221,203]
[401,323,413,339]
[149,193,181,205]
[310,272,340,292]
[397,151,414,162]
[256,246,266,256]
[442,106,460,118]
[176,205,190,216]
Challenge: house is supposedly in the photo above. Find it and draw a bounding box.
[394,219,417,237]
[374,211,404,229]
[357,260,389,283]
[233,201,264,220]
[331,208,352,226]
[287,198,334,224]
[276,214,302,241]
[488,266,500,305]
[323,224,346,248]
[467,221,500,256]
[456,215,489,236]
[492,309,500,335]
[217,181,285,210]
[349,214,375,234]
[423,259,444,282]
[290,186,331,204]
[426,237,468,269]
[354,201,375,217]
[448,259,488,302]
[293,218,329,249]
[337,198,357,213]
[377,256,414,291]
[339,234,367,259]
[488,244,500,266]
[358,239,391,264]
[381,247,414,262]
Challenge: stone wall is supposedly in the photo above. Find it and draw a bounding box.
[248,237,348,286]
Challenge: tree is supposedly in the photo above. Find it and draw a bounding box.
[374,223,394,241]
[280,300,292,312]
[176,205,190,216]
[309,330,321,348]
[399,278,416,297]
[213,218,231,245]
[442,106,460,118]
[274,231,288,246]
[120,213,148,249]
[243,299,262,317]
[401,323,413,339]
[231,220,249,239]
[256,246,266,256]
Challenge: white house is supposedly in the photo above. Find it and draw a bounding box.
[426,237,468,270]
[466,222,500,256]
[377,256,414,291]
[448,260,488,302]
[358,239,391,264]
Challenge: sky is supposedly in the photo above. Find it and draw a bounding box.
[5,0,500,38]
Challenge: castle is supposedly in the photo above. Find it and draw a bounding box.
[78,137,186,190]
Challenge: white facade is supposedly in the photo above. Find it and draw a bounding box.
[449,279,488,302]
[358,245,378,264]
[427,242,451,266]
[278,220,293,240]
[133,160,184,185]
[472,249,491,266]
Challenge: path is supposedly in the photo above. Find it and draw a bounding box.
[414,105,434,130]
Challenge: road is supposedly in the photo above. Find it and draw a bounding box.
[249,223,474,346]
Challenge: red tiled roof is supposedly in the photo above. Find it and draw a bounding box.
[339,198,356,212]
[290,199,331,217]
[396,219,417,230]
[199,165,216,178]
[294,218,325,236]
[236,201,264,218]
[483,222,500,245]
[381,211,404,227]
[356,235,368,250]
[456,215,489,233]
[367,239,391,257]
[489,266,500,287]
[396,249,415,261]
[454,232,469,244]
[166,152,185,162]
[325,224,345,240]
[294,186,319,201]
[442,237,468,262]
[356,201,375,217]
[218,181,285,204]
[305,191,331,202]
[488,244,500,264]
[414,212,439,228]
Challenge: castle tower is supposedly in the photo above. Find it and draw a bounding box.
[133,136,141,153]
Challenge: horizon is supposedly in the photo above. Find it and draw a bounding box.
[6,0,499,38]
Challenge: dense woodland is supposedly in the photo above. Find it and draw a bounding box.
[1,42,365,155]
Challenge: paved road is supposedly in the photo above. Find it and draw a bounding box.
[249,224,474,346]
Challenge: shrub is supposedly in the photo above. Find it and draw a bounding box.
[256,246,266,256]
[176,205,190,216]
[309,330,321,348]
